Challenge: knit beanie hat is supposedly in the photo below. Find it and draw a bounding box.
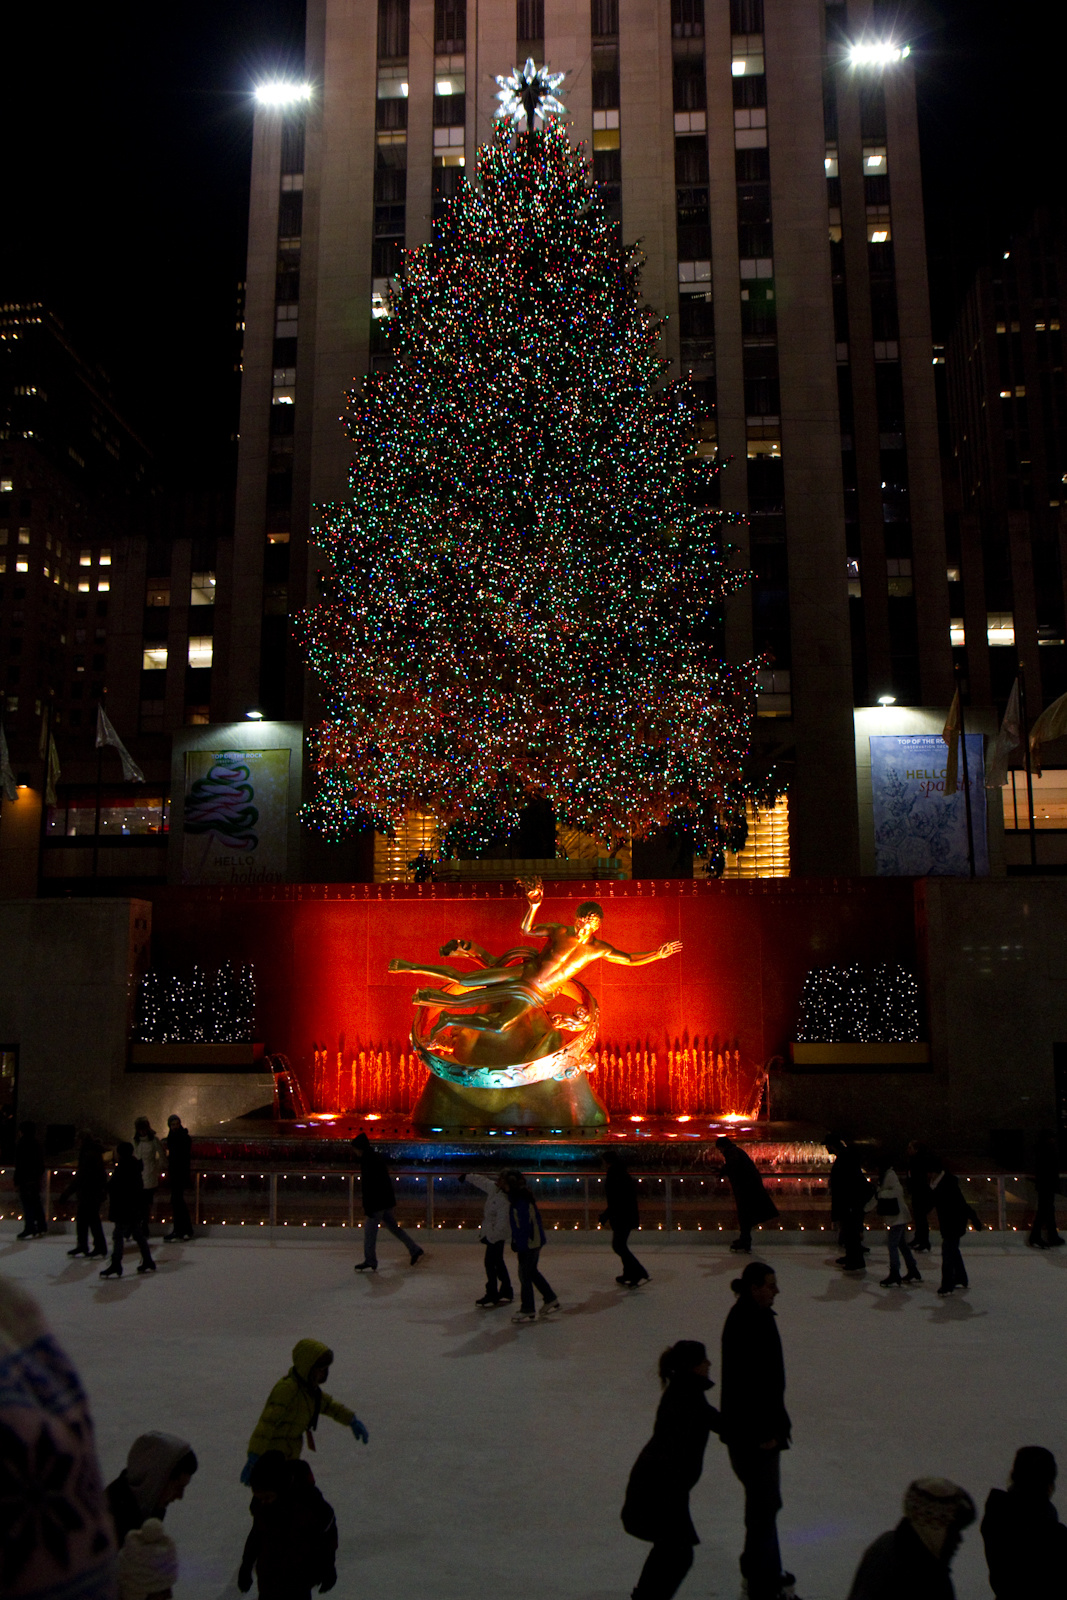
[117,1519,178,1600]
[903,1478,976,1536]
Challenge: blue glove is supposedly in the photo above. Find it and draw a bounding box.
[350,1417,369,1445]
[240,1453,260,1486]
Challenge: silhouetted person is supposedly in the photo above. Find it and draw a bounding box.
[622,1341,720,1600]
[848,1478,976,1599]
[107,1433,198,1548]
[905,1140,934,1252]
[717,1136,779,1254]
[163,1114,194,1241]
[1029,1132,1064,1249]
[828,1133,871,1272]
[351,1131,424,1271]
[238,1452,338,1600]
[981,1446,1067,1599]
[720,1262,796,1600]
[61,1132,109,1258]
[242,1339,367,1484]
[928,1159,981,1296]
[602,1149,649,1286]
[507,1171,560,1323]
[14,1120,47,1239]
[101,1142,156,1278]
[132,1117,165,1233]
[460,1169,514,1306]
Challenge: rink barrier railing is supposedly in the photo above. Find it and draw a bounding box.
[0,1166,1052,1235]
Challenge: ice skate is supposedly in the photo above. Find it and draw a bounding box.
[539,1298,561,1317]
[511,1309,537,1323]
[903,1269,922,1284]
[136,1261,157,1274]
[100,1263,122,1278]
[408,1247,426,1265]
[354,1260,377,1272]
[67,1247,87,1257]
[879,1273,903,1288]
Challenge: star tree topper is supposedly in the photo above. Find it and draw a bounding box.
[494,58,567,125]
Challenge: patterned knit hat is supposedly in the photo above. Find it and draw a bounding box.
[903,1478,976,1535]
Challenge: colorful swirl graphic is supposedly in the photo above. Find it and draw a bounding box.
[183,760,259,852]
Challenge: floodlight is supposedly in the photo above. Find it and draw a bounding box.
[878,694,896,706]
[847,41,911,67]
[254,82,313,107]
[245,707,265,720]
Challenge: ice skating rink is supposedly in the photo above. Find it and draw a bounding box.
[3,1233,1065,1600]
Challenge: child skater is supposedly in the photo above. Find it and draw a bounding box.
[241,1340,368,1485]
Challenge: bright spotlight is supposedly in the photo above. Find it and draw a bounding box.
[254,82,313,107]
[847,41,911,67]
[245,707,265,720]
[878,694,897,707]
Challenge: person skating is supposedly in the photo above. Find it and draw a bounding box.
[106,1432,199,1548]
[163,1114,194,1241]
[1028,1131,1064,1249]
[132,1117,166,1235]
[847,1478,976,1599]
[460,1169,514,1306]
[14,1120,47,1238]
[980,1445,1067,1599]
[602,1149,650,1286]
[116,1518,178,1600]
[865,1155,921,1288]
[717,1136,779,1254]
[719,1262,797,1600]
[507,1171,560,1323]
[350,1130,424,1270]
[905,1140,934,1252]
[927,1159,982,1295]
[100,1142,156,1278]
[238,1451,338,1600]
[242,1339,368,1485]
[622,1340,721,1600]
[60,1131,109,1258]
[827,1133,871,1272]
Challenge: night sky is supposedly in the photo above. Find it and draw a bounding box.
[3,0,1063,491]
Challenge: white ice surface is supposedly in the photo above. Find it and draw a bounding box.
[1,1233,1065,1600]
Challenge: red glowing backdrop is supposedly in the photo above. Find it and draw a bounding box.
[147,878,919,1117]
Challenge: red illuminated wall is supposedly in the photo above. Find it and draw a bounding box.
[146,878,919,1115]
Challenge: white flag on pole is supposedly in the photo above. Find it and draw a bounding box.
[45,734,61,807]
[96,705,145,784]
[985,676,1022,789]
[0,722,17,803]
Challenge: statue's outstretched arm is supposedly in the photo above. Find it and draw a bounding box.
[602,939,683,967]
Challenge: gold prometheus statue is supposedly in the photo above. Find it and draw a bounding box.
[389,877,683,1089]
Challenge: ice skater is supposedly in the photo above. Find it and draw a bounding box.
[507,1172,560,1323]
[827,1133,871,1272]
[163,1114,194,1241]
[719,1262,798,1600]
[981,1446,1067,1598]
[14,1120,47,1239]
[865,1153,921,1288]
[602,1149,649,1287]
[716,1136,778,1254]
[351,1130,425,1271]
[107,1433,199,1548]
[242,1340,368,1485]
[100,1142,156,1278]
[132,1117,166,1234]
[1028,1130,1064,1249]
[622,1340,720,1600]
[928,1158,982,1294]
[61,1131,109,1258]
[905,1139,934,1252]
[460,1169,514,1306]
[848,1478,975,1597]
[238,1452,338,1599]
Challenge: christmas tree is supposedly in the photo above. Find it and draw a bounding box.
[298,69,759,864]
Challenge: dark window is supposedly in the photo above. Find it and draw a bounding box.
[859,82,886,140]
[673,59,707,111]
[517,0,544,41]
[281,121,305,175]
[433,92,466,125]
[864,175,891,206]
[373,237,404,276]
[375,203,406,237]
[675,137,709,185]
[736,182,771,224]
[433,164,465,211]
[729,0,762,31]
[591,0,618,36]
[375,166,407,203]
[592,60,620,108]
[677,219,712,259]
[738,223,773,258]
[276,264,300,301]
[278,192,303,237]
[376,97,408,130]
[671,0,704,37]
[733,74,766,108]
[378,0,410,59]
[434,0,466,52]
[679,296,715,338]
[735,146,769,182]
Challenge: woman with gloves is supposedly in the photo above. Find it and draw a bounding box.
[865,1154,922,1288]
[242,1340,368,1484]
[132,1118,166,1233]
[460,1170,514,1307]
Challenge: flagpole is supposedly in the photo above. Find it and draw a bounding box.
[91,691,105,881]
[956,664,976,878]
[35,696,53,897]
[1017,661,1038,869]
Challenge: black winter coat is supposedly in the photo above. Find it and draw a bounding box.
[165,1125,192,1187]
[848,1519,956,1600]
[719,1296,791,1451]
[107,1154,145,1225]
[14,1132,44,1192]
[357,1147,396,1214]
[981,1486,1067,1599]
[242,1462,338,1594]
[720,1143,778,1226]
[60,1143,108,1208]
[622,1375,720,1545]
[930,1170,980,1240]
[1034,1141,1062,1196]
[605,1163,640,1231]
[830,1146,871,1220]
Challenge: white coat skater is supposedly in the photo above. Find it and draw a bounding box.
[865,1162,921,1287]
[460,1171,515,1307]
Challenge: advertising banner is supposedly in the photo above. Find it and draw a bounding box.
[870,733,988,876]
[181,748,290,885]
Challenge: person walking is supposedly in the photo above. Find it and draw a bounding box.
[507,1172,560,1324]
[848,1478,976,1599]
[865,1155,921,1288]
[905,1140,934,1253]
[100,1142,156,1278]
[622,1341,721,1600]
[14,1120,47,1239]
[928,1160,982,1295]
[827,1133,871,1272]
[132,1118,166,1235]
[602,1149,650,1287]
[351,1131,424,1271]
[719,1262,797,1600]
[238,1452,339,1599]
[241,1339,368,1485]
[107,1433,199,1548]
[163,1114,194,1242]
[981,1446,1067,1599]
[1028,1131,1064,1249]
[60,1132,109,1258]
[460,1169,514,1306]
[717,1136,779,1254]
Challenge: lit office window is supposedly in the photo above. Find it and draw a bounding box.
[190,572,217,606]
[142,646,168,671]
[188,636,214,668]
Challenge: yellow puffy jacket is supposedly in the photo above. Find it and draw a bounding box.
[247,1339,355,1459]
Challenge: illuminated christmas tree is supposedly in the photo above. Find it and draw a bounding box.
[299,70,759,866]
